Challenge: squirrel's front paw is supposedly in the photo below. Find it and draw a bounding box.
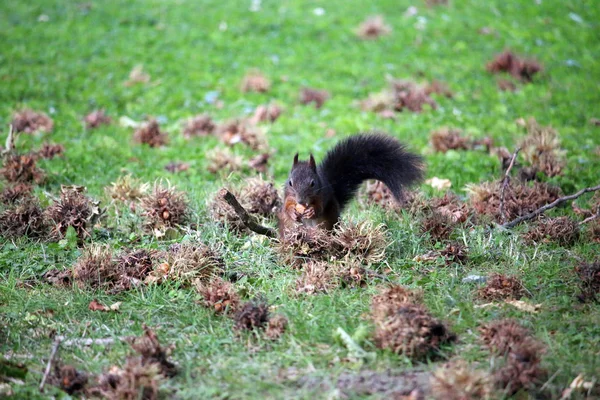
[287,207,301,222]
[303,207,316,219]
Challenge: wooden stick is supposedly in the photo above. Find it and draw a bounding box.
[54,336,122,346]
[2,125,16,157]
[219,189,276,238]
[579,210,600,226]
[39,338,61,392]
[501,184,600,229]
[499,147,521,223]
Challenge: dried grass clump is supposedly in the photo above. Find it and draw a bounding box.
[371,285,424,321]
[72,244,116,289]
[391,80,437,113]
[0,197,48,239]
[477,273,526,301]
[239,177,281,217]
[248,153,270,173]
[277,225,333,268]
[84,109,112,129]
[519,118,566,177]
[467,181,561,222]
[208,188,247,232]
[299,87,330,109]
[114,249,156,290]
[430,193,472,224]
[124,65,151,86]
[196,277,240,314]
[106,175,149,206]
[133,120,169,148]
[487,50,542,82]
[355,15,391,39]
[430,360,493,400]
[234,299,270,331]
[0,183,32,205]
[524,216,580,247]
[425,80,453,98]
[182,114,215,138]
[439,241,468,265]
[574,260,600,303]
[45,187,100,241]
[36,143,64,159]
[82,327,176,399]
[164,161,189,174]
[430,128,471,153]
[140,183,189,231]
[48,364,89,395]
[89,358,161,400]
[497,79,517,92]
[279,222,388,268]
[1,153,45,184]
[295,261,336,295]
[359,181,400,212]
[160,242,222,284]
[371,285,455,360]
[240,70,271,93]
[129,326,178,378]
[207,148,243,174]
[265,314,288,340]
[43,268,73,288]
[421,211,455,242]
[11,108,54,134]
[374,303,456,359]
[332,221,388,264]
[359,90,395,113]
[249,104,283,125]
[217,120,266,150]
[479,319,546,395]
[425,0,449,6]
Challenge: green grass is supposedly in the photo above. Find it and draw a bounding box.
[1,0,599,398]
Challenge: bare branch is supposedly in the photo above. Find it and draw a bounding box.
[499,147,521,223]
[502,184,600,229]
[39,338,61,392]
[219,188,277,238]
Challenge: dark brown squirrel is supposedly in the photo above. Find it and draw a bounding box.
[278,133,425,236]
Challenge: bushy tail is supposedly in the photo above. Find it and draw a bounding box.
[318,133,424,210]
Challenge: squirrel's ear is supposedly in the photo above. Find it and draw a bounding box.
[293,153,299,166]
[309,154,317,171]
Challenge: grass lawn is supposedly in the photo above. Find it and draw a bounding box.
[1,0,599,398]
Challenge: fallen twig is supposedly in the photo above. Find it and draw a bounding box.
[39,337,61,392]
[54,336,123,346]
[579,210,600,226]
[219,188,276,238]
[2,125,16,157]
[499,147,521,223]
[501,184,600,229]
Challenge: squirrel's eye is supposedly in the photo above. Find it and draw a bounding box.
[289,180,293,187]
[310,180,315,187]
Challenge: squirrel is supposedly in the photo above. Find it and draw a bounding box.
[278,133,424,235]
